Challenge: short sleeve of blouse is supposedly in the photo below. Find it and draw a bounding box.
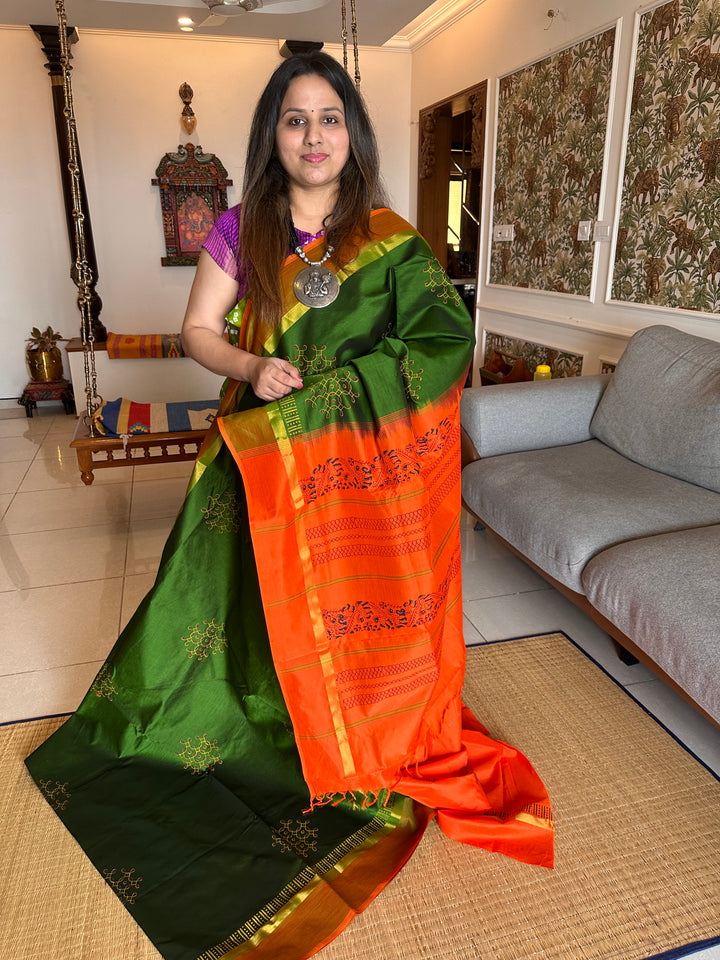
[202,205,242,281]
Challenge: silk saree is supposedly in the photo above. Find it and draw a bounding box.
[26,209,553,960]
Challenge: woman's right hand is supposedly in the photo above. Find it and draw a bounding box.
[182,251,303,399]
[248,356,303,401]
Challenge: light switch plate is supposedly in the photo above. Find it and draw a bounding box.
[577,220,593,241]
[493,223,515,242]
[593,221,611,241]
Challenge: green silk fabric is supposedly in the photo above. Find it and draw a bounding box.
[25,220,474,960]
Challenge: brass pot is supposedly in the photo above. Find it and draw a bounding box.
[26,347,63,383]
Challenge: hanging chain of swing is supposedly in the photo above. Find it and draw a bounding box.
[55,0,102,428]
[341,0,361,87]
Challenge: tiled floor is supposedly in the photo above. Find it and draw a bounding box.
[2,404,719,958]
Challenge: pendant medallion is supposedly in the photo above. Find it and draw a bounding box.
[293,264,340,308]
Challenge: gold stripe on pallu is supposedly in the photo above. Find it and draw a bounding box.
[265,405,356,780]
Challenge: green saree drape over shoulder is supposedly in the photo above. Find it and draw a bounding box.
[26,209,553,960]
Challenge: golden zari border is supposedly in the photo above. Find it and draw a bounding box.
[197,796,428,960]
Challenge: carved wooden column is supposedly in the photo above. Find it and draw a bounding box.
[417,107,452,270]
[31,24,106,341]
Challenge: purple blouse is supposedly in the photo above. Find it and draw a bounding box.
[202,204,325,302]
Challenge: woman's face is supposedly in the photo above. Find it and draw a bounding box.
[275,73,351,196]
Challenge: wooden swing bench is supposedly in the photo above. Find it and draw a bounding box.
[71,417,206,485]
[65,339,218,485]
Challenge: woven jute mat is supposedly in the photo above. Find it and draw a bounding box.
[2,633,718,960]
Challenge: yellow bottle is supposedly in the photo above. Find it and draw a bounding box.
[533,364,552,381]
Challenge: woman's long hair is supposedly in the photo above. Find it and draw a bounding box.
[240,51,387,326]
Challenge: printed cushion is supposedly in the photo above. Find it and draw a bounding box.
[95,398,218,436]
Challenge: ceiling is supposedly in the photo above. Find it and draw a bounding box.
[3,0,441,46]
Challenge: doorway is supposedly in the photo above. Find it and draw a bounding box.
[417,80,487,292]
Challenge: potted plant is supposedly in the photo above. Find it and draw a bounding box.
[25,326,67,383]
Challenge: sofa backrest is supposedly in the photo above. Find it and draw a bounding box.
[590,325,720,493]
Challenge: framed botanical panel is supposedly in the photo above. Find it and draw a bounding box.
[612,0,720,313]
[489,27,617,296]
[152,143,233,266]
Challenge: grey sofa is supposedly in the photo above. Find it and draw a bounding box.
[460,325,720,725]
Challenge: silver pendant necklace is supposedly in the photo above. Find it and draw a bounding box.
[291,224,340,309]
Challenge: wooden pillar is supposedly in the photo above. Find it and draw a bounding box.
[31,24,106,342]
[417,107,453,270]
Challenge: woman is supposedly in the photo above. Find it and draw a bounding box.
[27,52,553,960]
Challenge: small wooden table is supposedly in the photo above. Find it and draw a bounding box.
[18,379,76,417]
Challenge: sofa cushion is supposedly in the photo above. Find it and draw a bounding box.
[461,439,720,593]
[590,325,720,493]
[581,525,720,724]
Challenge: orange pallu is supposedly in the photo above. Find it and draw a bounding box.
[204,209,554,868]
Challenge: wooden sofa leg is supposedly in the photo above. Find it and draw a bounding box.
[613,641,640,666]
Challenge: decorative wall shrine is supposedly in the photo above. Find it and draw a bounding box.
[612,0,720,313]
[489,28,616,295]
[152,143,233,266]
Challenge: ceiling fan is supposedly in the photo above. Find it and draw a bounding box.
[98,0,332,30]
[198,0,263,27]
[193,0,329,29]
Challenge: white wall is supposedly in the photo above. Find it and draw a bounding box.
[410,0,720,379]
[0,26,411,403]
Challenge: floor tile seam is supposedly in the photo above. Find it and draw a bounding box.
[4,457,36,497]
[0,519,131,540]
[0,658,106,680]
[1,523,132,540]
[0,574,125,599]
[18,477,134,493]
[0,491,16,523]
[463,586,556,602]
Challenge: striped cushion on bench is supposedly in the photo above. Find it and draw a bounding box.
[94,398,219,436]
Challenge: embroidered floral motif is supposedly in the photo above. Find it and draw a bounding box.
[183,620,228,660]
[380,319,395,340]
[400,356,424,401]
[176,735,223,775]
[305,463,457,540]
[91,664,117,701]
[322,551,461,642]
[103,867,143,905]
[423,258,462,306]
[287,344,331,377]
[202,491,243,534]
[300,418,456,505]
[39,779,71,811]
[271,818,319,858]
[305,371,359,419]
